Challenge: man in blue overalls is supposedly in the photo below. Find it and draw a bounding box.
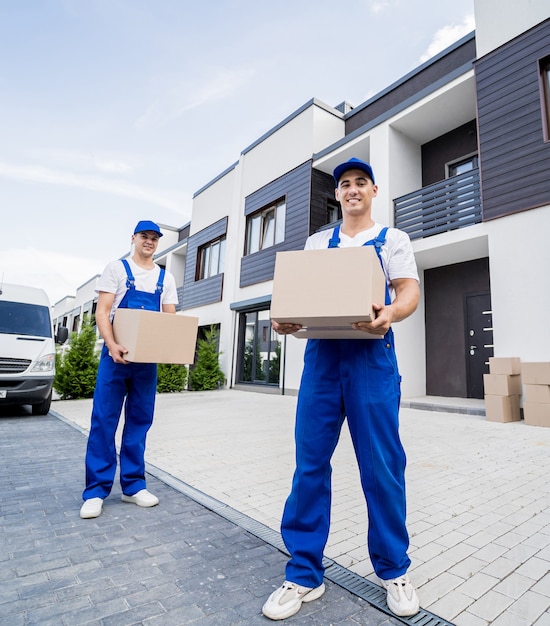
[263,158,421,620]
[80,220,178,520]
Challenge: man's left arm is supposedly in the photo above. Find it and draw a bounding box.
[161,272,178,314]
[353,278,420,335]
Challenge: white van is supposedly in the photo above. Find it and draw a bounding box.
[0,283,68,415]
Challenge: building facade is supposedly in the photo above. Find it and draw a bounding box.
[54,0,550,401]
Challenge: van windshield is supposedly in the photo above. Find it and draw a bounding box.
[0,301,52,338]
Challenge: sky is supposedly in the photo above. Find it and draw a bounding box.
[0,0,475,305]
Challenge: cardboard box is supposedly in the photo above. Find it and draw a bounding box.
[292,327,381,340]
[524,384,550,404]
[483,373,522,396]
[270,247,386,340]
[523,402,550,428]
[521,362,550,385]
[488,357,521,375]
[484,394,521,423]
[113,309,198,364]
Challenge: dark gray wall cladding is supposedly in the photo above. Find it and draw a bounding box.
[345,36,476,135]
[421,120,478,186]
[240,161,312,288]
[181,216,228,310]
[476,18,550,221]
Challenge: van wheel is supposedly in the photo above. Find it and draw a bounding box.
[32,392,52,416]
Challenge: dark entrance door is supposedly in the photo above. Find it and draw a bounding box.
[425,258,491,398]
[465,292,494,398]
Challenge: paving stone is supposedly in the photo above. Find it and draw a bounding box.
[0,413,394,625]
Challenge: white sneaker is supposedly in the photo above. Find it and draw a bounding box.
[262,580,325,620]
[121,489,159,507]
[79,497,103,519]
[381,573,420,617]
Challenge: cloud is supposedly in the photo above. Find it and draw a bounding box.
[0,247,103,305]
[369,0,398,14]
[0,161,189,215]
[136,66,256,129]
[420,14,475,62]
[93,159,134,174]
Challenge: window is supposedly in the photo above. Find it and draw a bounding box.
[540,56,550,141]
[326,198,341,225]
[197,236,226,280]
[72,314,80,333]
[447,154,478,177]
[237,309,280,386]
[446,154,479,224]
[245,199,286,255]
[0,301,51,337]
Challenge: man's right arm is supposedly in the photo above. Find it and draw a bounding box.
[96,291,129,364]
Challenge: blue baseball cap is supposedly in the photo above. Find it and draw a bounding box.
[333,157,375,185]
[133,220,163,237]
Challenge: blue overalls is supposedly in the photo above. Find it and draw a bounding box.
[83,260,165,500]
[280,226,411,586]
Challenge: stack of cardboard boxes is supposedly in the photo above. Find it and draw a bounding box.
[521,362,550,427]
[483,357,522,423]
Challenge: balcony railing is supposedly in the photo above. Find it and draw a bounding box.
[394,169,481,240]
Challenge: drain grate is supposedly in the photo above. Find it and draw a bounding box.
[145,461,455,626]
[323,559,455,625]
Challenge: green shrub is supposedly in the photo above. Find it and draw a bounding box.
[189,326,225,391]
[54,318,99,399]
[157,363,188,393]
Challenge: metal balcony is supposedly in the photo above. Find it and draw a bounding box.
[394,169,481,240]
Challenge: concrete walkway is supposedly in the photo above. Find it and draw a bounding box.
[53,390,550,626]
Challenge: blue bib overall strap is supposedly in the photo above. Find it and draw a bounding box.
[119,259,164,312]
[328,225,391,305]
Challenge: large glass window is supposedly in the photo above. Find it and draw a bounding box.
[196,236,226,280]
[238,309,280,386]
[245,199,286,255]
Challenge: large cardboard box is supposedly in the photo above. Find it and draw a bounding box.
[524,384,550,404]
[523,402,550,428]
[113,309,198,364]
[484,394,521,423]
[483,373,522,396]
[270,247,386,339]
[521,362,550,385]
[488,357,521,375]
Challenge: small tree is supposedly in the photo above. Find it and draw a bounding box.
[157,363,188,393]
[268,340,281,384]
[54,317,99,399]
[189,326,225,391]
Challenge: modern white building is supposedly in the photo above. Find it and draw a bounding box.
[54,0,550,402]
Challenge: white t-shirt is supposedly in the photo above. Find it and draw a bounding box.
[96,258,179,321]
[304,223,419,288]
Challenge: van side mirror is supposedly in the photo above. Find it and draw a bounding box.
[56,326,69,345]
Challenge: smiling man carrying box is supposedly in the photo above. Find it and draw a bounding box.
[264,158,421,620]
[79,220,180,520]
